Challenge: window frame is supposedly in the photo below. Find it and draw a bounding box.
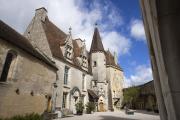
[64,66,69,85]
[0,50,17,82]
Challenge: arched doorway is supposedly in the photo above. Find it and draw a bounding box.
[99,102,105,112]
[70,87,81,114]
[98,96,106,112]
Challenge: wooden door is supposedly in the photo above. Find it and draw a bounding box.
[99,102,104,112]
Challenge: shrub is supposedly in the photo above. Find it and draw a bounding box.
[0,113,42,120]
[75,101,84,115]
[86,102,96,114]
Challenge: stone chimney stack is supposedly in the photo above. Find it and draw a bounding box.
[24,7,53,58]
[35,7,47,22]
[114,51,118,65]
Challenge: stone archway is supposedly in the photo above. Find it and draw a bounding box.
[70,87,81,114]
[98,96,106,112]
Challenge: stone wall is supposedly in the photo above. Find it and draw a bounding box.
[106,67,124,111]
[24,8,52,58]
[91,52,106,82]
[54,58,92,111]
[0,40,56,118]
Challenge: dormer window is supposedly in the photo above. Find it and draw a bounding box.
[65,45,73,59]
[81,56,87,68]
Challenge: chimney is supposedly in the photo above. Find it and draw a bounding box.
[35,7,47,22]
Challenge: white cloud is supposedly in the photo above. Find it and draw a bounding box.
[130,19,146,42]
[102,31,131,56]
[124,64,153,88]
[0,0,130,56]
[0,0,47,33]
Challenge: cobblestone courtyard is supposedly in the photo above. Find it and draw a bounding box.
[60,111,160,120]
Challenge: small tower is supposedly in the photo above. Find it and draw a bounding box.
[90,24,108,111]
[90,24,106,83]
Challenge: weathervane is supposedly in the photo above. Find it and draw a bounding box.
[69,26,72,35]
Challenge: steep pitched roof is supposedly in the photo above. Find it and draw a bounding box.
[41,17,92,74]
[90,27,104,53]
[0,20,58,70]
[73,40,81,57]
[42,17,67,59]
[105,50,122,71]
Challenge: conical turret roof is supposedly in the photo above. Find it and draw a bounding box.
[90,27,104,53]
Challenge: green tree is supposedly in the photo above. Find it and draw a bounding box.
[122,87,140,108]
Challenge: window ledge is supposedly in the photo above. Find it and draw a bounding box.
[63,85,71,89]
[82,89,87,92]
[0,82,10,86]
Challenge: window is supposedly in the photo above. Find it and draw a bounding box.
[0,51,17,82]
[62,93,67,108]
[93,61,97,67]
[65,45,72,59]
[64,66,69,85]
[82,74,85,89]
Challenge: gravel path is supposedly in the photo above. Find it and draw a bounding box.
[59,111,160,120]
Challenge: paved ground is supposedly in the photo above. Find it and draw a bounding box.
[60,110,160,120]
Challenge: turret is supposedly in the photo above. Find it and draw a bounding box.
[90,26,106,82]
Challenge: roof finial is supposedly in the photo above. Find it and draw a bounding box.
[69,26,72,35]
[95,22,98,27]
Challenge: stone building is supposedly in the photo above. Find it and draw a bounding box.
[123,81,158,112]
[0,7,124,117]
[24,7,124,113]
[0,20,58,118]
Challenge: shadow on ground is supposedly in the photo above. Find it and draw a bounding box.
[100,115,138,120]
[134,110,159,116]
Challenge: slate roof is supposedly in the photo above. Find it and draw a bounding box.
[42,17,67,59]
[72,40,81,57]
[90,27,105,53]
[41,17,92,74]
[0,20,58,70]
[105,50,123,71]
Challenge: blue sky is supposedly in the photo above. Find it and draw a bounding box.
[0,0,153,87]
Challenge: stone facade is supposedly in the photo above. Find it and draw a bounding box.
[0,7,124,117]
[23,7,124,113]
[106,66,124,111]
[0,21,57,118]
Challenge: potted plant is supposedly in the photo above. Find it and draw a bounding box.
[86,102,96,114]
[75,101,84,115]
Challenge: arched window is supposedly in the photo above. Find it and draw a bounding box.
[0,50,17,82]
